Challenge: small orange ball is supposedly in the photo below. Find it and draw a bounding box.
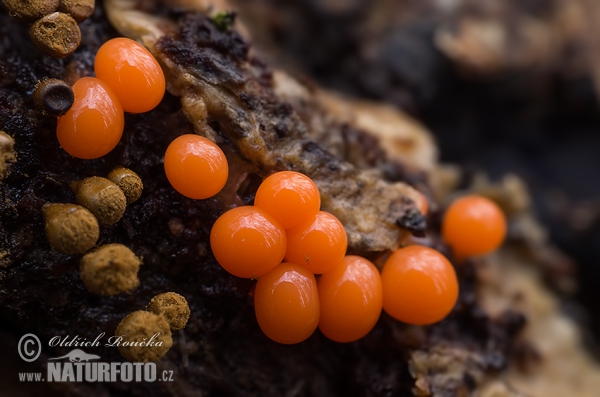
[381,245,458,325]
[210,206,287,279]
[318,255,382,343]
[442,195,506,259]
[94,37,165,113]
[164,134,228,199]
[254,262,320,344]
[285,211,348,274]
[254,171,321,229]
[56,77,124,159]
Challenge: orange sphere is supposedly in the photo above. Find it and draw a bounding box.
[56,77,124,159]
[442,195,506,259]
[210,206,286,279]
[164,134,228,199]
[381,245,458,325]
[254,171,321,229]
[285,211,347,274]
[318,255,382,342]
[94,37,165,113]
[254,262,320,344]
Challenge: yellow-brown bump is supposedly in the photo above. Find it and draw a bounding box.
[107,167,143,204]
[115,311,173,362]
[72,176,127,225]
[79,244,141,296]
[147,292,190,330]
[3,0,59,20]
[30,12,81,58]
[43,203,99,255]
[58,0,94,22]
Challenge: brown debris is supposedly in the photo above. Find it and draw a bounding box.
[151,14,427,252]
[410,346,487,396]
[0,131,15,180]
[477,249,600,397]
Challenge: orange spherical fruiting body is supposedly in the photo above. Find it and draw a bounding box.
[94,37,165,113]
[254,262,320,344]
[210,206,286,279]
[318,255,383,342]
[442,195,507,259]
[254,171,321,229]
[164,134,228,200]
[381,245,458,325]
[56,77,124,159]
[285,211,347,274]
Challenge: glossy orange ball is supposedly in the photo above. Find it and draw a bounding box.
[164,134,228,199]
[442,195,507,259]
[381,245,458,325]
[254,171,321,229]
[318,255,383,342]
[210,206,287,279]
[254,262,320,344]
[94,37,165,113]
[56,77,124,159]
[285,211,347,274]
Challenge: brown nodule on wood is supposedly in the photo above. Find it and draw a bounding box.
[107,167,144,204]
[115,311,173,362]
[33,78,74,117]
[147,292,191,330]
[43,203,99,255]
[79,244,141,296]
[3,0,59,21]
[72,176,127,225]
[30,12,81,58]
[59,0,94,23]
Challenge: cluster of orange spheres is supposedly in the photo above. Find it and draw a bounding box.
[208,170,507,345]
[56,38,166,159]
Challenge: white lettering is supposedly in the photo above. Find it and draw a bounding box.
[105,336,122,347]
[121,362,133,382]
[85,362,97,382]
[98,363,110,382]
[61,363,75,382]
[91,332,104,347]
[47,362,61,382]
[144,363,156,382]
[133,362,143,380]
[110,362,120,382]
[74,363,84,382]
[45,361,159,382]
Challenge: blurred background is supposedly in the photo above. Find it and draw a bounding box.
[232,0,600,341]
